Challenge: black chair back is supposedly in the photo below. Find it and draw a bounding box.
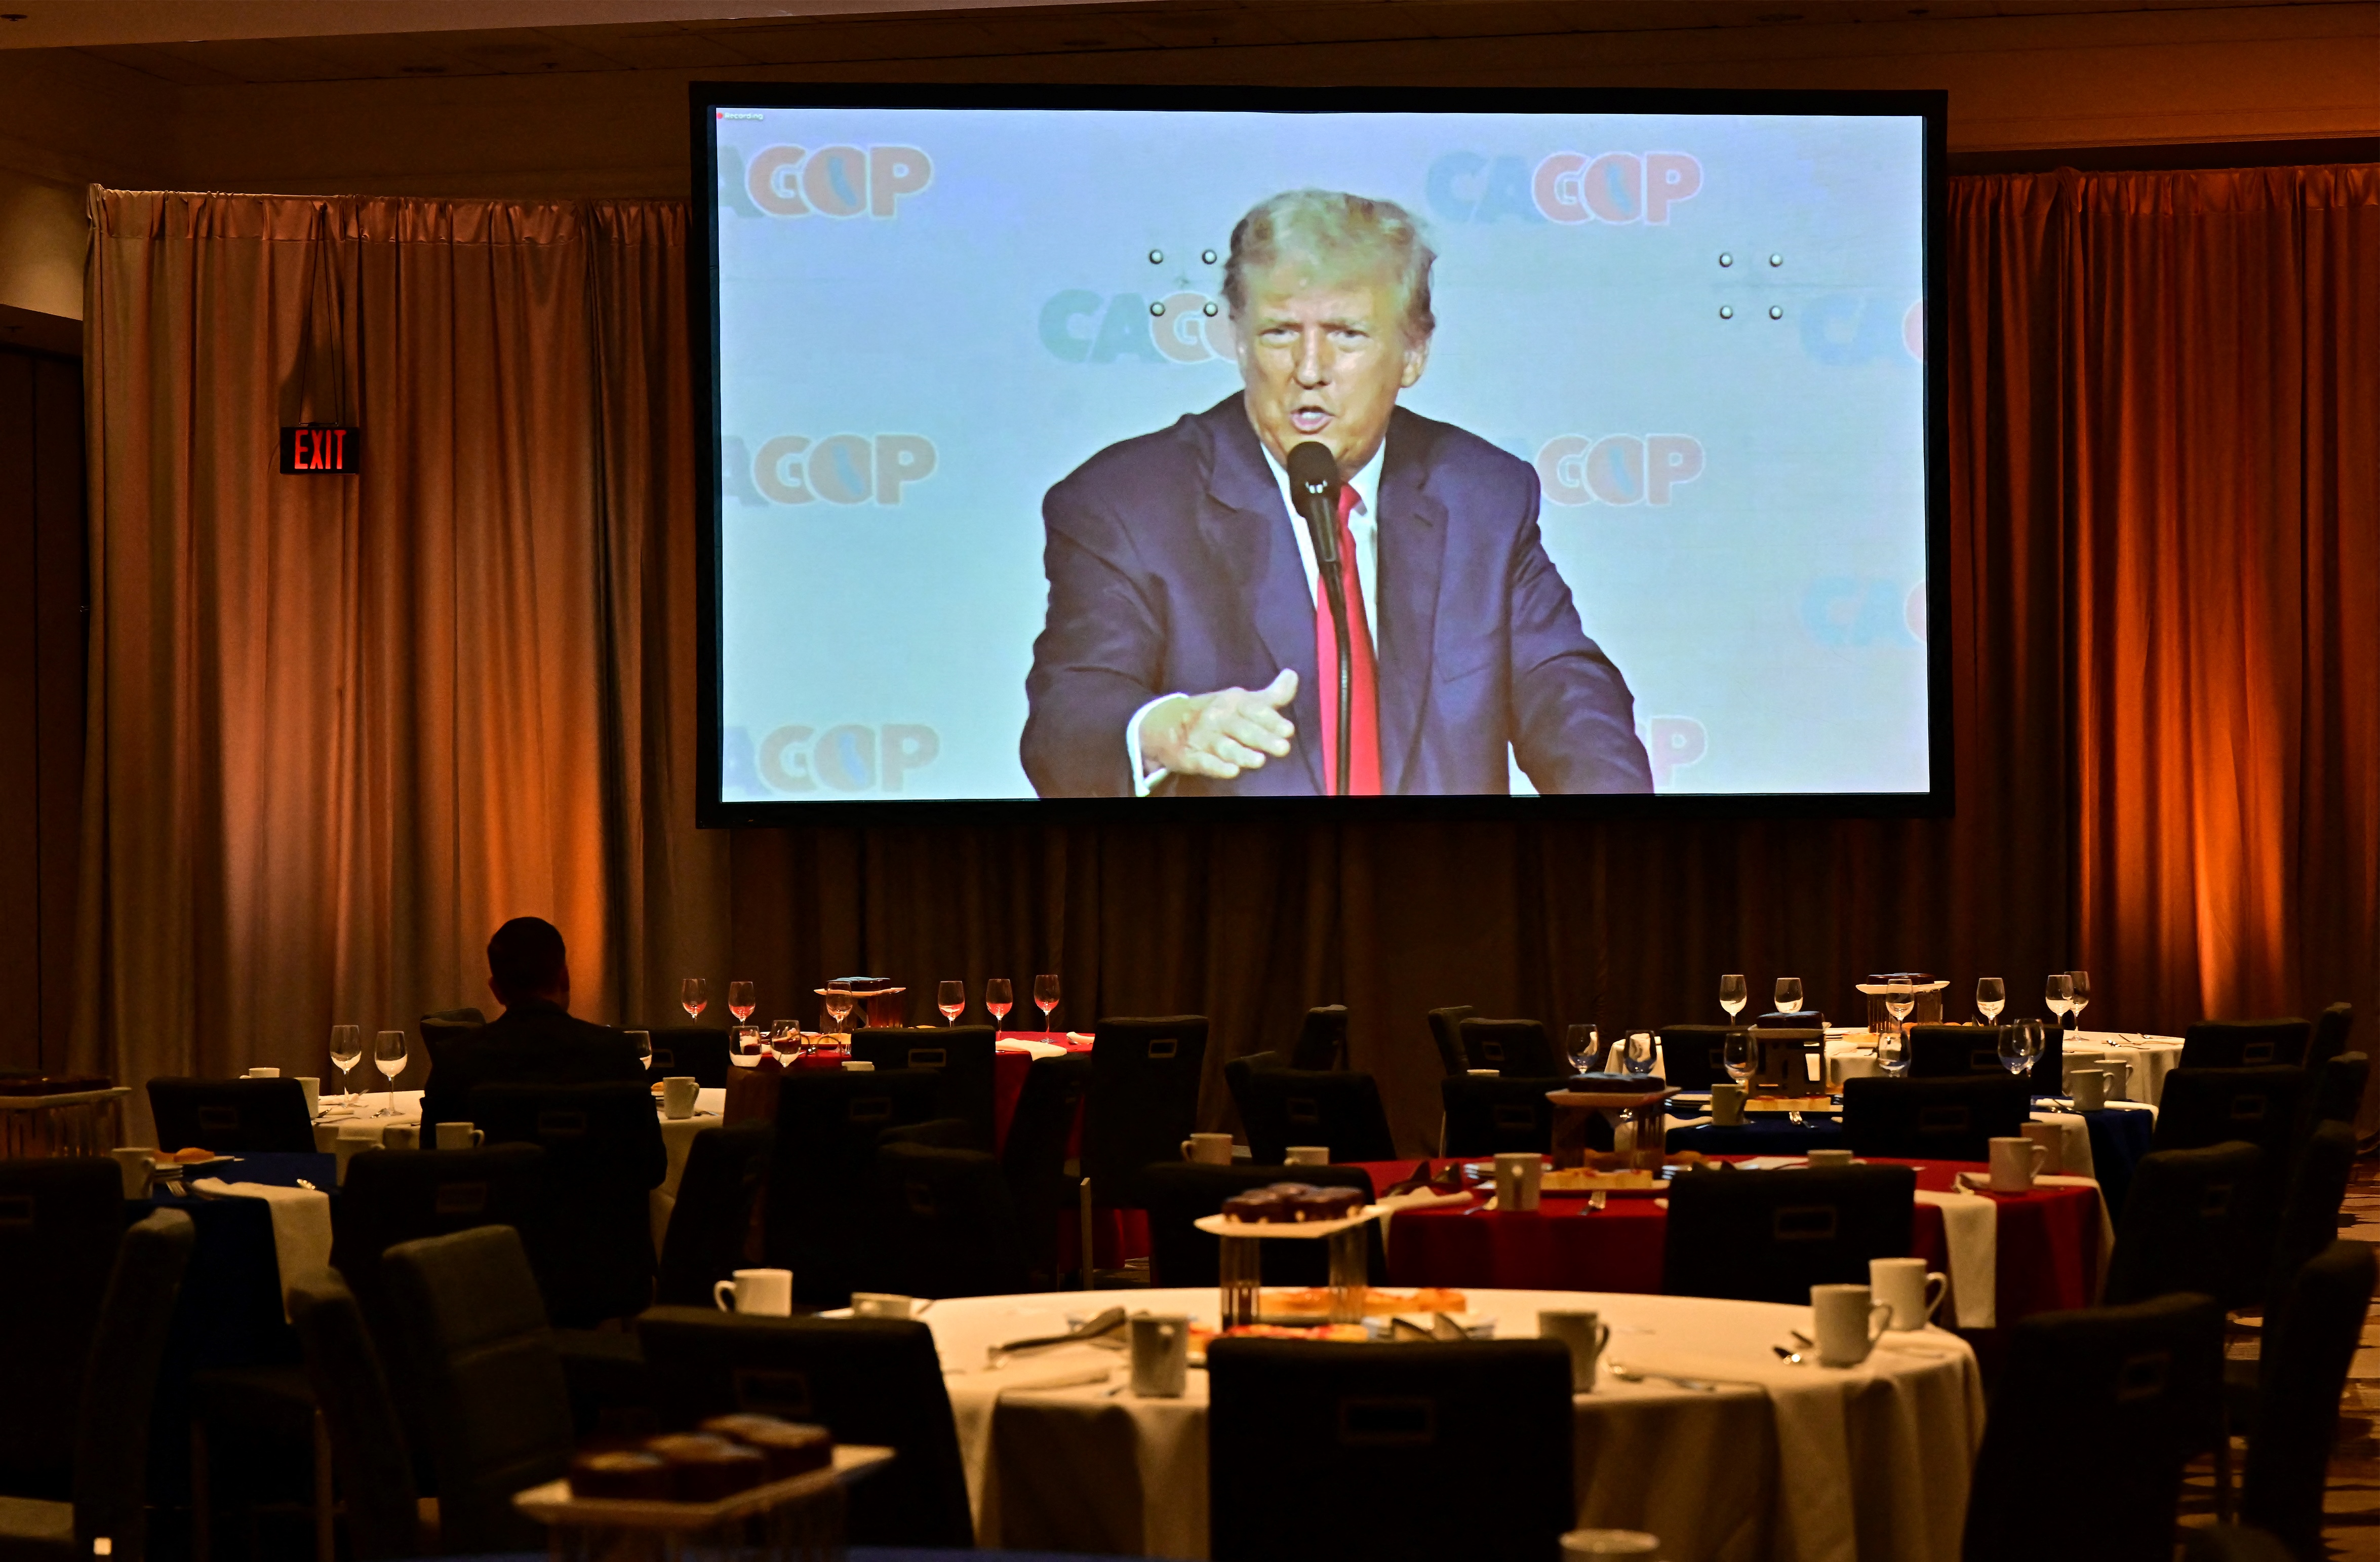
[2261,1120,2356,1333]
[1840,1074,2030,1162]
[2154,1065,2309,1305]
[381,1225,573,1554]
[1907,1023,2006,1078]
[763,1067,942,1304]
[65,1208,194,1562]
[1082,1015,1211,1204]
[656,1121,773,1306]
[1662,1165,1917,1303]
[1224,1061,1398,1163]
[2102,1141,2260,1307]
[1207,1339,1573,1562]
[999,1052,1092,1279]
[1289,1005,1350,1071]
[469,1081,662,1325]
[865,1141,1037,1298]
[1438,1074,1577,1158]
[1656,1025,1733,1092]
[2306,1001,2355,1075]
[1140,1162,1384,1288]
[417,1011,484,1077]
[635,1307,974,1547]
[1423,1005,1475,1077]
[0,1159,126,1499]
[850,1025,999,1149]
[1963,1293,2224,1562]
[644,1025,730,1088]
[2240,1239,2378,1557]
[2316,1050,2368,1129]
[287,1271,419,1561]
[2181,1018,2313,1070]
[1457,1017,1561,1077]
[332,1142,546,1359]
[145,1077,315,1153]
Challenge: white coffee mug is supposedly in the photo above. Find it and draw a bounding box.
[1710,1083,1748,1125]
[246,1067,280,1078]
[1494,1152,1544,1211]
[850,1292,913,1319]
[2098,1057,2132,1101]
[713,1267,794,1316]
[2067,1068,2110,1111]
[1283,1146,1329,1166]
[1869,1257,1949,1330]
[1989,1135,2049,1192]
[1129,1313,1190,1397]
[1805,1148,1855,1169]
[1538,1310,1612,1391]
[661,1076,700,1119]
[383,1123,419,1151]
[112,1147,155,1198]
[1561,1534,1660,1559]
[294,1077,321,1118]
[433,1122,484,1151]
[2022,1120,2064,1174]
[1180,1132,1233,1165]
[1810,1283,1893,1366]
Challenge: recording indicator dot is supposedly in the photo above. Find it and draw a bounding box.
[1719,305,1734,320]
[1201,249,1217,265]
[1718,252,1733,267]
[1148,249,1164,264]
[1149,300,1166,316]
[1202,301,1219,316]
[1769,254,1783,267]
[1769,305,1784,319]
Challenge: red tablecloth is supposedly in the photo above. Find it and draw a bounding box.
[1352,1157,2101,1327]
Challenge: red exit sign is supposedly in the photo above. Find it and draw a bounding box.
[281,425,359,474]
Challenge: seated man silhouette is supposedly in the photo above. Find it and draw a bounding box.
[422,916,663,1184]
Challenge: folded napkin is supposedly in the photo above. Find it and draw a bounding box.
[1371,1188,1474,1255]
[192,1178,333,1319]
[1913,1188,1999,1329]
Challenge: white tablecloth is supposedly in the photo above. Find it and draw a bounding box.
[1820,1030,2183,1105]
[925,1286,1982,1562]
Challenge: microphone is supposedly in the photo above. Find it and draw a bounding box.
[1285,440,1353,796]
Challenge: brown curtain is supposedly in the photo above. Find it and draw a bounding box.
[76,170,2378,1149]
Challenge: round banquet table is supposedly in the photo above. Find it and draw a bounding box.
[925,1285,1982,1562]
[1819,1030,2184,1105]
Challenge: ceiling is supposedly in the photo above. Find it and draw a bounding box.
[1,0,2348,84]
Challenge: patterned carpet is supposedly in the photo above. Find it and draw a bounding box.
[2178,1154,2380,1556]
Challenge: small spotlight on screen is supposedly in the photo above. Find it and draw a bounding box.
[691,85,1948,822]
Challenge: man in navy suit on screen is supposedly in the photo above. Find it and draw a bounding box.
[1021,188,1653,799]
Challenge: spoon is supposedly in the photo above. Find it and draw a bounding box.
[1772,1345,1810,1366]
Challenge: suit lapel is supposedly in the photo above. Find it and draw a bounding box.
[1374,415,1448,796]
[1199,401,1324,793]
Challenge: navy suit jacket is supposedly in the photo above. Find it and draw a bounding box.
[1021,395,1653,798]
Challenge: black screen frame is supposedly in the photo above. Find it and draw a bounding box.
[691,81,1951,829]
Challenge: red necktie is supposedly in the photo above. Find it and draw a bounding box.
[1315,482,1382,795]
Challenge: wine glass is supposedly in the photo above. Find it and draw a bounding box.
[2066,970,2090,1030]
[1034,974,1060,1031]
[681,978,708,1021]
[1999,1018,2043,1079]
[1564,1023,1600,1074]
[1719,974,1748,1022]
[1976,977,2006,1026]
[1621,1031,1656,1078]
[1774,977,1804,1015]
[1722,1028,1757,1088]
[328,1025,362,1104]
[2045,973,2074,1027]
[985,978,1013,1032]
[768,1019,799,1058]
[728,981,757,1025]
[373,1030,408,1117]
[1885,978,1917,1032]
[937,981,966,1025]
[627,1030,652,1071]
[822,989,854,1036]
[1876,1025,1912,1077]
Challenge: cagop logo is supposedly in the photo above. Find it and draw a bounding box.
[1427,150,1703,225]
[724,724,942,794]
[1639,715,1708,791]
[1535,435,1704,506]
[721,141,932,219]
[1040,291,1235,365]
[725,434,938,507]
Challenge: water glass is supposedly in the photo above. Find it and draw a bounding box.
[681,977,708,1020]
[985,978,1014,1029]
[937,980,966,1024]
[1975,977,2005,1025]
[1719,973,1748,1021]
[1721,1028,1756,1087]
[1564,1023,1600,1074]
[1620,1031,1655,1077]
[1034,973,1060,1028]
[1875,1026,1911,1076]
[627,1030,652,1070]
[373,1030,408,1116]
[2044,972,2073,1022]
[2067,970,2091,1027]
[328,1024,362,1102]
[1774,976,1804,1014]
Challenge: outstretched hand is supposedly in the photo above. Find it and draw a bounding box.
[1141,669,1299,781]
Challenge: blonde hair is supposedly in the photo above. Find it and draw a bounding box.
[1222,189,1436,340]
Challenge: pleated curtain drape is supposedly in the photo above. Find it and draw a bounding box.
[75,169,2378,1149]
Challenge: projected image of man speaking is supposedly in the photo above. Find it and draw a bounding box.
[1021,189,1654,799]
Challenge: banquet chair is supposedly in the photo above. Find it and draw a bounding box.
[850,1025,999,1149]
[1079,1015,1211,1279]
[1907,1023,2006,1078]
[1840,1074,2030,1162]
[2305,1002,2355,1075]
[286,1271,422,1561]
[1223,1060,1399,1163]
[655,1121,773,1306]
[636,1308,975,1547]
[380,1225,574,1554]
[1457,1017,1563,1077]
[2315,1051,2367,1129]
[145,1077,317,1153]
[2238,1239,2377,1560]
[1206,1338,1574,1562]
[0,1159,126,1501]
[1140,1162,1384,1287]
[762,1067,942,1305]
[2101,1142,2260,1307]
[644,1026,729,1088]
[2181,1019,2313,1071]
[1000,1053,1093,1284]
[863,1141,1038,1297]
[1961,1292,2224,1562]
[0,1207,195,1562]
[1438,1073,1582,1158]
[2217,1122,2358,1441]
[1288,1004,1350,1071]
[1656,1025,1734,1091]
[416,1011,484,1078]
[1662,1164,1917,1304]
[470,1081,664,1326]
[1424,1005,1475,1077]
[2153,1066,2309,1303]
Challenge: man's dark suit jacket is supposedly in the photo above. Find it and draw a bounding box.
[422,999,663,1186]
[1021,395,1654,797]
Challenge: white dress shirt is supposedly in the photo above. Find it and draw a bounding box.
[1126,440,1385,796]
